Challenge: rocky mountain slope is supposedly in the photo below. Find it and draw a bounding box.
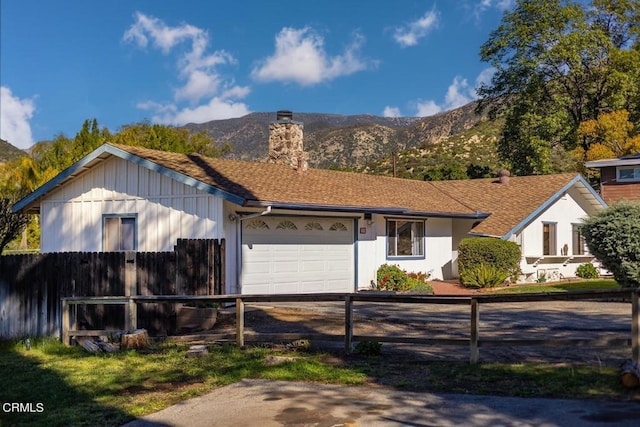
[0,139,26,164]
[363,118,503,179]
[185,101,489,170]
[0,101,497,178]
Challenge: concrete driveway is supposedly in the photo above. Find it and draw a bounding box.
[123,379,640,427]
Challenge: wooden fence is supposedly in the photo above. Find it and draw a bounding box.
[60,289,640,364]
[0,239,225,339]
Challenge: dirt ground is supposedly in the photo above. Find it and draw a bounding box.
[198,290,633,367]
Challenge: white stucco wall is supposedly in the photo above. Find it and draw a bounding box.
[357,215,454,287]
[517,189,596,281]
[40,157,224,252]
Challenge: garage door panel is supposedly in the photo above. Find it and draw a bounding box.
[241,216,355,294]
[300,281,325,293]
[273,261,299,273]
[301,261,325,272]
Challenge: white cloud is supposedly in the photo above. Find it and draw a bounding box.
[412,68,493,117]
[393,9,440,47]
[444,77,474,110]
[140,97,251,125]
[473,0,514,19]
[415,100,442,117]
[124,12,249,124]
[0,86,35,149]
[251,27,374,86]
[475,67,496,89]
[383,106,401,117]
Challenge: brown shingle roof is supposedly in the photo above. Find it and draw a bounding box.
[111,143,480,217]
[15,143,592,239]
[430,174,580,237]
[111,144,589,236]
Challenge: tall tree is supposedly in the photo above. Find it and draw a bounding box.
[71,118,111,163]
[111,121,231,158]
[478,0,640,174]
[0,196,29,254]
[576,109,640,161]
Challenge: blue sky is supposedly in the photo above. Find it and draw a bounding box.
[0,0,513,149]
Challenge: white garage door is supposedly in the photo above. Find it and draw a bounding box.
[240,216,355,294]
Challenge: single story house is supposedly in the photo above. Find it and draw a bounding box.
[585,154,640,204]
[13,114,607,293]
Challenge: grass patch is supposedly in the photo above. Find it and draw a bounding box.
[1,336,637,426]
[490,279,620,294]
[349,358,635,400]
[0,338,366,426]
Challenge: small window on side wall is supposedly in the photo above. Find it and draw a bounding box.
[104,215,137,251]
[617,166,640,182]
[542,222,557,256]
[572,224,588,256]
[387,219,424,257]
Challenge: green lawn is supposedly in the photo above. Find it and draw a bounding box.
[1,336,637,426]
[489,279,621,294]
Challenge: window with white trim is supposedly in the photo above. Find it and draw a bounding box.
[572,224,588,255]
[617,166,640,182]
[387,219,424,257]
[543,222,557,256]
[103,215,137,251]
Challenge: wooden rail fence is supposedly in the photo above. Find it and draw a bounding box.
[61,289,640,364]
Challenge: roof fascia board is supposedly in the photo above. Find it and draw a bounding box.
[13,144,246,213]
[244,200,489,219]
[585,159,640,168]
[500,174,606,240]
[13,144,114,213]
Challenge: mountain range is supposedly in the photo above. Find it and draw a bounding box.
[185,101,490,170]
[1,101,497,175]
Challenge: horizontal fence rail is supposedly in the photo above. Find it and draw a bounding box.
[61,289,640,364]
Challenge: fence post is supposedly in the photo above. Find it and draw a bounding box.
[632,290,639,364]
[470,298,479,364]
[236,297,245,348]
[345,295,353,354]
[62,299,70,346]
[124,251,137,331]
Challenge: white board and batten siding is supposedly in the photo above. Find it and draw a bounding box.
[240,216,355,294]
[40,157,224,252]
[518,189,595,280]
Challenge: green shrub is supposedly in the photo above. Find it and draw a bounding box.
[458,237,521,285]
[581,202,640,288]
[376,264,408,291]
[405,276,434,294]
[376,265,433,292]
[459,263,509,289]
[575,263,599,279]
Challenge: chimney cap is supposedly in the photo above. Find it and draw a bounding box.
[276,110,293,121]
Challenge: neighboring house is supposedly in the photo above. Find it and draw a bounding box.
[13,113,607,293]
[585,154,640,204]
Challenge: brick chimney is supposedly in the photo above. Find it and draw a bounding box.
[267,110,308,172]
